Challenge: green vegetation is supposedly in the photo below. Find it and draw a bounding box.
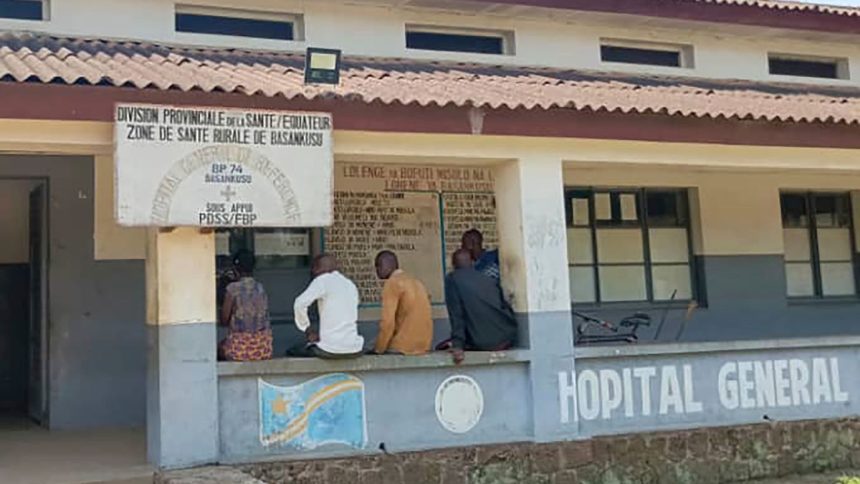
[837,477,860,484]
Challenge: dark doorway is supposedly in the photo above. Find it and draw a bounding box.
[0,179,47,426]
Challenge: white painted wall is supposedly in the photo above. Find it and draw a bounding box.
[0,180,36,264]
[0,0,858,86]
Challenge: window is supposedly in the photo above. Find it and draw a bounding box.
[176,6,297,41]
[781,192,856,298]
[216,228,311,271]
[600,39,693,68]
[565,188,694,304]
[768,54,848,80]
[0,0,45,20]
[405,25,512,55]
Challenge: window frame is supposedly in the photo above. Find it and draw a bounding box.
[404,24,514,56]
[216,228,312,273]
[767,53,849,81]
[0,0,48,21]
[780,191,859,300]
[599,38,694,69]
[565,187,697,306]
[175,5,302,41]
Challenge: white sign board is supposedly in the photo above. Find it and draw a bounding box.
[114,104,333,227]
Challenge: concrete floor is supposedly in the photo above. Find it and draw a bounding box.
[0,415,153,484]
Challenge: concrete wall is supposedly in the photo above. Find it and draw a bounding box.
[218,357,532,463]
[0,155,146,428]
[0,0,857,87]
[567,340,859,437]
[216,337,860,462]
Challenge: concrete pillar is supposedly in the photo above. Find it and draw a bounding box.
[146,228,218,469]
[494,156,576,442]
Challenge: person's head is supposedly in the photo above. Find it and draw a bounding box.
[311,253,339,278]
[452,248,474,270]
[232,249,255,276]
[461,229,484,260]
[375,250,399,280]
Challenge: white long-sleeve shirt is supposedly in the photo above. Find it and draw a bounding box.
[293,271,364,354]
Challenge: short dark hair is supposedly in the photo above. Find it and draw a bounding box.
[233,249,255,274]
[375,250,398,264]
[452,248,474,269]
[463,228,483,243]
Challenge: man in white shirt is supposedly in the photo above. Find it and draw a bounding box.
[289,254,365,359]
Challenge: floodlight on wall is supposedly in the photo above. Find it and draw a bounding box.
[304,48,342,85]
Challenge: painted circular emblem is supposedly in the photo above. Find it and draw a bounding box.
[435,375,484,434]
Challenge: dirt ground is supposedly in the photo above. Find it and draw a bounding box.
[740,471,860,484]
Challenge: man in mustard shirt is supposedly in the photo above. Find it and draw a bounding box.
[372,251,433,355]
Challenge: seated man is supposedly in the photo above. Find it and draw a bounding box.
[372,250,433,355]
[443,248,518,364]
[461,228,500,281]
[289,254,364,359]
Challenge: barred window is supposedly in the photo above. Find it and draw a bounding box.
[781,192,857,298]
[565,188,694,304]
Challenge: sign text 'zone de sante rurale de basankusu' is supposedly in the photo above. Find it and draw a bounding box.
[114,104,333,228]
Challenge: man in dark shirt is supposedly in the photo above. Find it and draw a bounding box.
[461,229,500,281]
[443,248,518,364]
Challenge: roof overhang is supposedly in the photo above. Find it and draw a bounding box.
[2,82,860,149]
[1,32,859,148]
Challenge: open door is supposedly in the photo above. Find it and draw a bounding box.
[28,184,47,424]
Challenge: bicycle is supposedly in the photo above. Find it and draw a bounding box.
[574,290,697,345]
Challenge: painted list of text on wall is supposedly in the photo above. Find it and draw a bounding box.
[326,163,499,304]
[114,104,333,227]
[443,192,498,265]
[328,191,443,303]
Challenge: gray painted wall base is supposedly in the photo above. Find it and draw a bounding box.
[148,323,218,469]
[520,311,577,442]
[219,361,531,463]
[216,336,860,464]
[577,255,860,345]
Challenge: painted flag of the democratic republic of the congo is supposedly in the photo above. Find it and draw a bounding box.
[258,374,367,450]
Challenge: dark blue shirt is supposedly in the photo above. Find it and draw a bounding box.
[474,249,500,281]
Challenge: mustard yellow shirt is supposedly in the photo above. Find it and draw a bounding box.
[375,270,433,355]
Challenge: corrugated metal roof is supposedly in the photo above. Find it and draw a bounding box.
[1,32,859,125]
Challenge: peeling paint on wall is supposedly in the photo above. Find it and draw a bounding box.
[525,209,567,311]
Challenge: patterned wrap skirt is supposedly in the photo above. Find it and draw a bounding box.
[220,329,273,361]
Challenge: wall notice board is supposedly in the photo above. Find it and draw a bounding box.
[325,162,499,306]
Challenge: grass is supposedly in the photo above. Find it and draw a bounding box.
[837,477,860,484]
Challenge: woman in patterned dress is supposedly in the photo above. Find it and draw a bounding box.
[219,249,273,361]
